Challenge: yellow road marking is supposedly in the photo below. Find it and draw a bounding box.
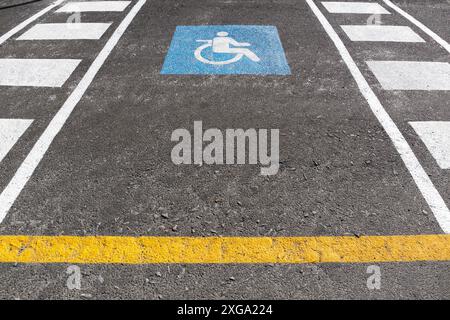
[0,235,450,264]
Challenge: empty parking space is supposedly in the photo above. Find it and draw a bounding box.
[0,0,442,241]
[0,0,449,299]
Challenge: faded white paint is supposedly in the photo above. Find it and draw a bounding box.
[410,122,450,169]
[341,25,425,42]
[17,23,112,40]
[321,1,390,14]
[0,59,81,87]
[0,119,33,163]
[56,1,131,12]
[367,61,450,91]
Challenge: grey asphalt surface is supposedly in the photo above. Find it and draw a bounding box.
[0,0,449,299]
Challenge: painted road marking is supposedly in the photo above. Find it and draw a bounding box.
[0,59,81,87]
[0,0,147,223]
[321,1,390,14]
[17,23,112,40]
[0,119,33,164]
[341,25,425,42]
[161,25,290,75]
[306,0,450,233]
[367,61,450,91]
[0,0,64,46]
[383,0,450,53]
[410,122,450,169]
[56,1,131,13]
[1,235,450,264]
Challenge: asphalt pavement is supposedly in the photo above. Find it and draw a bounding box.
[0,0,449,299]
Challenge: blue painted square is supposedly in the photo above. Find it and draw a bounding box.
[161,25,290,75]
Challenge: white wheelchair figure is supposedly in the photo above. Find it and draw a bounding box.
[195,31,260,65]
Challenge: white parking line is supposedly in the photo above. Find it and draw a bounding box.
[341,25,425,42]
[56,1,131,12]
[306,0,450,233]
[383,0,450,53]
[0,0,64,46]
[17,23,112,40]
[0,119,33,164]
[367,61,450,91]
[0,59,81,87]
[321,1,390,14]
[0,0,147,222]
[410,122,450,170]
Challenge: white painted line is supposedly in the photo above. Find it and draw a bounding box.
[341,25,425,42]
[383,0,450,53]
[56,1,131,12]
[0,0,147,222]
[0,59,81,87]
[367,61,450,91]
[410,122,450,170]
[0,0,64,46]
[306,0,450,233]
[321,1,390,14]
[0,119,33,164]
[17,23,112,40]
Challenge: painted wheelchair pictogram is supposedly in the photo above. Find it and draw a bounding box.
[194,31,260,65]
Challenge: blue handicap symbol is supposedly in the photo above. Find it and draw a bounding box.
[161,25,291,75]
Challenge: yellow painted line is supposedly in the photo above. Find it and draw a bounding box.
[1,235,450,264]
